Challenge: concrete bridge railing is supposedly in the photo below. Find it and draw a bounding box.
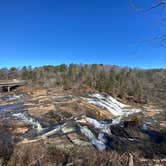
[0,80,26,92]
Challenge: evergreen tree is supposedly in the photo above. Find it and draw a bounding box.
[134,80,142,99]
[21,66,29,80]
[9,67,18,79]
[107,68,116,91]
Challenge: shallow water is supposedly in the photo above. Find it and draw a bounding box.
[12,112,43,132]
[0,103,24,113]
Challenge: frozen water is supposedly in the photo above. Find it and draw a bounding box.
[80,126,106,151]
[12,112,43,132]
[82,93,142,123]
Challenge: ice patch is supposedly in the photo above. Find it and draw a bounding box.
[85,117,111,135]
[98,132,109,144]
[82,94,142,123]
[40,123,77,138]
[40,125,62,138]
[0,94,21,101]
[0,103,23,112]
[12,112,43,132]
[80,126,106,151]
[142,123,148,130]
[82,97,124,116]
[90,94,128,108]
[111,116,122,125]
[85,117,110,129]
[8,94,21,100]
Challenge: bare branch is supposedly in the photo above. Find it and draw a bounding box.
[130,0,166,12]
[130,0,166,46]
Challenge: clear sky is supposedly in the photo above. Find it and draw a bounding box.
[0,0,165,69]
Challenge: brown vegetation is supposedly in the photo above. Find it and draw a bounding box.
[0,64,166,105]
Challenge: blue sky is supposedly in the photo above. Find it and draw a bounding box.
[0,0,166,69]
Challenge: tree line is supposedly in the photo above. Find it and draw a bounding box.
[0,64,166,103]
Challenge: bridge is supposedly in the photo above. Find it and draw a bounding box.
[0,80,26,92]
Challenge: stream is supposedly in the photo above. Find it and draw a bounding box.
[0,93,164,151]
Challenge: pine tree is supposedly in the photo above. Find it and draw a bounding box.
[21,66,29,80]
[134,80,142,99]
[9,67,18,79]
[96,69,106,91]
[107,68,116,91]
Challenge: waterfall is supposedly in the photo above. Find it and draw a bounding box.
[82,93,142,121]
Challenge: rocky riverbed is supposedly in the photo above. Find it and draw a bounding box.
[0,87,166,165]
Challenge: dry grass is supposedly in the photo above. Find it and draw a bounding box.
[5,136,162,166]
[7,141,133,166]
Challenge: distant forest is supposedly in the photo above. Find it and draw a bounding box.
[0,64,166,104]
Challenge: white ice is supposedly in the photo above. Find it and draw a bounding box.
[82,93,142,121]
[85,117,110,129]
[12,112,43,132]
[80,126,106,151]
